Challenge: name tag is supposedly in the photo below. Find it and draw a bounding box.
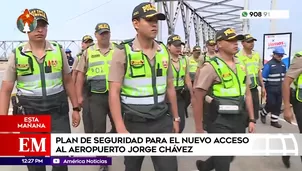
[219,105,239,111]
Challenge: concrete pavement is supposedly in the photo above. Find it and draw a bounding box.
[0,70,301,171]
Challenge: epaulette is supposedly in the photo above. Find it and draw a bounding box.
[116,44,125,50]
[154,39,163,44]
[76,52,82,57]
[85,43,94,50]
[51,42,62,49]
[120,38,135,45]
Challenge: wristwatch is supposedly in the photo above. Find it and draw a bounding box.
[249,118,256,124]
[73,107,81,112]
[174,117,181,122]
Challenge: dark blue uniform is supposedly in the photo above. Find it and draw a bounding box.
[261,58,286,126]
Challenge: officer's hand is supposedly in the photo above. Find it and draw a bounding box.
[173,121,180,133]
[283,107,294,124]
[72,111,81,127]
[116,127,129,134]
[195,127,204,133]
[248,122,255,133]
[78,96,83,107]
[261,88,266,98]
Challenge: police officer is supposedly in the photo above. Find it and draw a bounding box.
[72,35,94,83]
[76,23,116,134]
[75,23,115,171]
[281,51,302,167]
[167,34,193,133]
[260,47,286,128]
[0,8,80,171]
[193,28,255,171]
[72,35,94,134]
[237,34,266,121]
[189,45,202,83]
[108,2,179,171]
[203,39,217,62]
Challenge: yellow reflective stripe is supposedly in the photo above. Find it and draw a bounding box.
[121,94,166,105]
[88,61,105,67]
[17,72,63,96]
[18,85,64,96]
[123,76,167,87]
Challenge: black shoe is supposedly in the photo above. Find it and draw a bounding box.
[282,156,290,168]
[260,115,266,124]
[196,160,204,171]
[271,122,282,128]
[100,166,109,171]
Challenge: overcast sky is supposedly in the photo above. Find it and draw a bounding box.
[1,0,300,55]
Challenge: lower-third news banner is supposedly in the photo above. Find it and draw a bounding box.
[1,133,302,158]
[0,157,111,165]
[52,134,302,156]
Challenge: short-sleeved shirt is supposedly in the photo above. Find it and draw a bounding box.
[194,57,251,91]
[76,43,114,73]
[3,41,71,82]
[108,37,173,83]
[198,53,216,67]
[286,56,302,79]
[72,53,80,70]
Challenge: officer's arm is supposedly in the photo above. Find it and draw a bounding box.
[258,58,265,88]
[192,64,214,132]
[166,61,179,120]
[185,61,193,96]
[108,47,127,133]
[61,48,79,108]
[245,84,254,120]
[283,57,302,109]
[261,63,270,84]
[75,51,88,101]
[0,53,17,115]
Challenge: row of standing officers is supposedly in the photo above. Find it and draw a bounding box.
[0,2,301,171]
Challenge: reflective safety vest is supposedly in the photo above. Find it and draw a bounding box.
[294,75,302,102]
[172,57,187,90]
[209,57,247,114]
[121,43,169,105]
[86,43,115,93]
[189,56,199,80]
[236,51,261,89]
[292,53,302,102]
[15,42,64,97]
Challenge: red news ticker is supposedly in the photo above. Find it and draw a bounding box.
[0,115,51,132]
[0,134,51,156]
